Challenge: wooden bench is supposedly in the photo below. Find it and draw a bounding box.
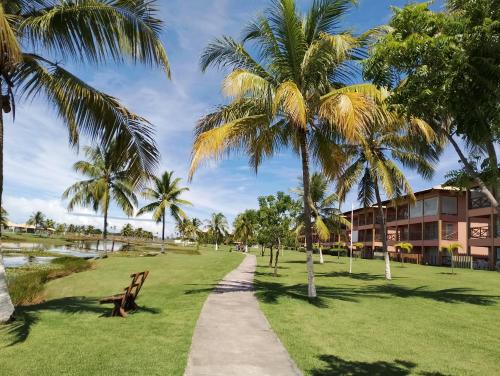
[99,271,149,317]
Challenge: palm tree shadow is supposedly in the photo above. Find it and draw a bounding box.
[1,296,160,347]
[316,271,386,281]
[311,355,417,376]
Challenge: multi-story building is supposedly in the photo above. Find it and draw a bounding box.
[345,185,498,270]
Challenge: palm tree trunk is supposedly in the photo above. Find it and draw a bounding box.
[162,211,166,241]
[0,93,14,323]
[447,133,500,213]
[319,245,324,264]
[374,178,392,280]
[299,130,317,298]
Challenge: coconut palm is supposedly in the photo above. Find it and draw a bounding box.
[234,210,257,252]
[1,207,8,227]
[137,171,192,242]
[0,0,169,321]
[207,213,229,251]
[394,242,413,265]
[189,0,375,297]
[294,172,349,264]
[63,143,138,239]
[27,211,45,229]
[336,89,440,280]
[441,242,463,275]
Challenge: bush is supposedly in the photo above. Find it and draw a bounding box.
[7,257,93,306]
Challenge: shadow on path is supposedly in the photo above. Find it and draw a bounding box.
[1,296,160,347]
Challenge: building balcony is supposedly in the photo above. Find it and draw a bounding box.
[469,225,490,239]
[469,196,490,210]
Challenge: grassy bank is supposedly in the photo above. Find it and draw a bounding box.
[254,251,500,376]
[7,257,94,306]
[0,247,242,375]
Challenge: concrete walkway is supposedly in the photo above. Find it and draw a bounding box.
[185,254,302,376]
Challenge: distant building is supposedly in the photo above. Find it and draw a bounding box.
[344,185,499,270]
[3,222,36,234]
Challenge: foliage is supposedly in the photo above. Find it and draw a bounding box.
[233,210,258,248]
[1,207,8,227]
[27,211,45,229]
[137,171,191,240]
[7,257,92,306]
[63,142,138,238]
[206,212,229,246]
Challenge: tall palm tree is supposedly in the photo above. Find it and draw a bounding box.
[337,89,440,280]
[63,143,138,239]
[137,171,192,242]
[294,172,349,264]
[234,210,257,252]
[0,0,169,322]
[207,213,229,251]
[189,0,374,297]
[27,211,45,229]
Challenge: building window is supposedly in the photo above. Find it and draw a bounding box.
[442,222,457,240]
[423,197,438,216]
[441,196,457,215]
[424,222,438,240]
[410,200,423,218]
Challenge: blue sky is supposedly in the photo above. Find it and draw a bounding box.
[4,0,454,236]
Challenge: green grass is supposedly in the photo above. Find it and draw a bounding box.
[254,251,500,376]
[0,247,242,375]
[2,232,71,245]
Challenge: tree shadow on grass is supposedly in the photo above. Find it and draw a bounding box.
[316,271,387,281]
[1,296,160,347]
[367,285,499,306]
[311,355,417,375]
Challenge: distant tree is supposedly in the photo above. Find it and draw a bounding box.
[441,243,463,275]
[233,210,258,252]
[55,224,66,234]
[44,219,56,230]
[206,213,229,251]
[121,223,134,237]
[137,171,191,242]
[63,142,138,240]
[27,211,45,229]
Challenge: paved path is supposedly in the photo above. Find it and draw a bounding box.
[185,254,302,376]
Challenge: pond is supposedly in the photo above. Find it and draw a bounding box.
[1,240,125,268]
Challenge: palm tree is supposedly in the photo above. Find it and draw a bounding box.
[27,211,45,229]
[63,143,138,240]
[0,207,8,227]
[0,0,169,322]
[294,172,349,264]
[207,213,229,251]
[189,0,374,298]
[337,89,440,280]
[394,242,413,265]
[234,210,257,252]
[137,171,192,243]
[441,242,463,275]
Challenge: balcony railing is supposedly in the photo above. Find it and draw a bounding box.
[469,195,490,209]
[470,226,490,239]
[442,231,458,241]
[387,233,396,241]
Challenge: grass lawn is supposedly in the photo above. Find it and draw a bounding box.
[0,247,242,376]
[254,251,500,376]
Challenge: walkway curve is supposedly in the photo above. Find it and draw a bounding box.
[185,254,302,376]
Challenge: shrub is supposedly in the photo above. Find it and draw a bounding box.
[7,257,93,306]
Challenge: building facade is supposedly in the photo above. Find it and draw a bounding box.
[346,186,498,270]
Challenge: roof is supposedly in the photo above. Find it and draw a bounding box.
[5,222,35,229]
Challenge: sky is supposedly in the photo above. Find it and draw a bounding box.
[4,0,454,237]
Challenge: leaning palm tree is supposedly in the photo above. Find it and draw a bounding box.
[337,89,440,280]
[207,213,229,251]
[0,0,169,322]
[137,171,192,243]
[189,0,374,297]
[63,142,138,240]
[441,242,463,275]
[294,172,349,264]
[27,211,45,229]
[234,210,257,253]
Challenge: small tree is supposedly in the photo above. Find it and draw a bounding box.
[441,243,463,275]
[27,211,45,230]
[395,242,413,266]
